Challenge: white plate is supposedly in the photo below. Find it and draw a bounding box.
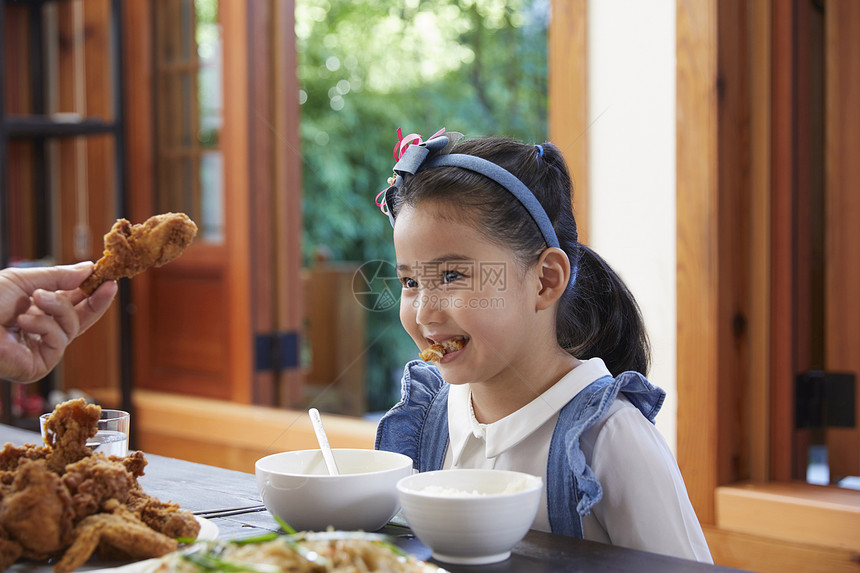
[9,517,218,573]
[194,516,219,543]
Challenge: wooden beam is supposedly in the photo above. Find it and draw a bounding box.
[704,523,860,573]
[825,0,860,481]
[248,0,276,405]
[133,390,377,473]
[748,0,773,484]
[716,0,752,485]
[273,0,304,406]
[548,0,589,242]
[716,483,860,553]
[221,0,253,403]
[676,0,719,524]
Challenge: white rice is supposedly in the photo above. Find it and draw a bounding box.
[418,480,529,497]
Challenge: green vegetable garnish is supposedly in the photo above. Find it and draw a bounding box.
[376,540,409,557]
[231,532,279,546]
[273,515,297,535]
[177,517,413,571]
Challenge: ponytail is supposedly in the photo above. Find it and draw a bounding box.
[559,244,651,377]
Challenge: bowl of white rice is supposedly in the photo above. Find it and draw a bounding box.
[396,469,542,565]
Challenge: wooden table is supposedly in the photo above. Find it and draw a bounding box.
[0,424,743,572]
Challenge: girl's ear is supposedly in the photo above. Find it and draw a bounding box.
[535,247,571,310]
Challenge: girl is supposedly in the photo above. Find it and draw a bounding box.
[374,130,712,563]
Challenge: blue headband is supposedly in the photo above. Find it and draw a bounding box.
[382,134,561,250]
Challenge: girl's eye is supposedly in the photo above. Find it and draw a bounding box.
[442,270,464,284]
[400,277,418,289]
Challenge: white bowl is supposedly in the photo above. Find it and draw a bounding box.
[255,449,413,531]
[397,469,542,565]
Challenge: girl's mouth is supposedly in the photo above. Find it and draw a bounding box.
[418,336,469,362]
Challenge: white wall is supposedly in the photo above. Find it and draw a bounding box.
[587,0,677,451]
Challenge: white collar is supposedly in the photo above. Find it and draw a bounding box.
[447,357,612,463]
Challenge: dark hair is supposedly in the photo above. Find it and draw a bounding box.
[390,136,651,376]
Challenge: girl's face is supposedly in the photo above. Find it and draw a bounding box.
[393,202,547,387]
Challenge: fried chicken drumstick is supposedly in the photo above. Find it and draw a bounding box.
[79,213,198,296]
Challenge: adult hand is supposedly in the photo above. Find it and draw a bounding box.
[0,262,118,383]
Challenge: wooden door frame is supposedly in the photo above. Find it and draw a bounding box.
[676,0,812,521]
[676,0,860,569]
[676,0,723,523]
[124,1,301,406]
[124,0,249,403]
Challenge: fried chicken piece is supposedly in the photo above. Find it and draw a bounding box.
[0,459,75,560]
[61,454,136,519]
[125,489,201,539]
[79,212,198,295]
[0,528,22,573]
[0,442,50,473]
[418,344,444,362]
[42,399,101,474]
[54,505,178,573]
[121,450,149,479]
[0,442,50,489]
[418,338,466,362]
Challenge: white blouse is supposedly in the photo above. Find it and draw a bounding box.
[443,357,713,563]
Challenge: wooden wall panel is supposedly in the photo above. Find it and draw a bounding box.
[4,142,34,259]
[2,5,31,115]
[302,265,366,416]
[151,277,226,374]
[3,6,33,261]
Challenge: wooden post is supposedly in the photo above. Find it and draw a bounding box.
[548,0,589,242]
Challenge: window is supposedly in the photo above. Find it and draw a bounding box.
[154,0,223,242]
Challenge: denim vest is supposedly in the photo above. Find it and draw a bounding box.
[375,360,665,538]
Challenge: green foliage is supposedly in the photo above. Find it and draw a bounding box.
[297,0,548,412]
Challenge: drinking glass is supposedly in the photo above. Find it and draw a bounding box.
[40,409,130,457]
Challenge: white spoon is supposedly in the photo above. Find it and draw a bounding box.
[309,408,340,475]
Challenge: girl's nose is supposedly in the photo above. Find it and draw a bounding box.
[414,291,443,325]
